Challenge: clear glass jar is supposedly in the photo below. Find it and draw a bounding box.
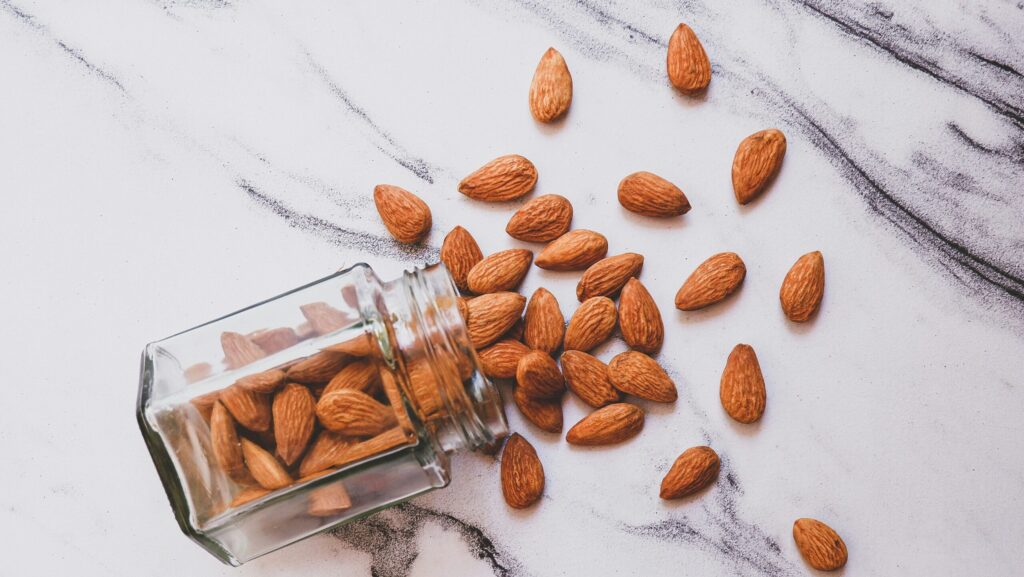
[136,263,507,565]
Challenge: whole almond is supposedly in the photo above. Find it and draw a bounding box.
[607,351,677,403]
[506,194,573,242]
[307,480,353,517]
[732,129,787,205]
[478,339,531,379]
[373,184,432,243]
[660,446,720,499]
[566,403,644,446]
[316,389,397,436]
[720,344,767,424]
[560,350,621,407]
[249,327,299,354]
[272,383,316,466]
[300,302,351,335]
[529,47,573,123]
[780,251,824,322]
[230,486,271,508]
[324,359,381,396]
[500,433,544,509]
[563,296,617,352]
[666,23,711,92]
[674,252,746,311]
[793,518,848,571]
[299,431,354,477]
[321,333,375,357]
[240,438,292,490]
[467,249,534,294]
[576,253,645,301]
[459,154,538,202]
[441,226,484,293]
[535,229,608,271]
[219,385,272,432]
[513,387,563,433]
[287,351,349,383]
[516,350,565,399]
[236,368,287,394]
[466,292,527,349]
[617,172,691,217]
[210,400,247,481]
[619,278,664,354]
[221,331,266,369]
[523,287,565,354]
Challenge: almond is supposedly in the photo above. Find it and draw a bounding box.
[321,333,375,357]
[566,403,644,446]
[793,518,848,571]
[506,194,573,242]
[523,287,565,354]
[466,292,527,349]
[300,302,351,335]
[607,351,677,403]
[240,438,293,490]
[328,427,409,469]
[456,296,470,323]
[219,384,272,432]
[500,433,544,509]
[458,154,538,202]
[236,368,287,394]
[466,249,534,294]
[780,251,824,322]
[441,226,484,292]
[732,129,786,205]
[563,296,617,352]
[619,278,664,354]
[674,252,746,311]
[560,350,620,407]
[190,389,219,422]
[576,253,644,301]
[287,351,349,383]
[323,359,381,396]
[221,331,266,369]
[478,339,531,379]
[513,387,563,433]
[316,389,397,436]
[230,486,271,508]
[516,350,565,399]
[617,172,691,217]
[373,184,432,243]
[529,47,573,123]
[666,22,711,93]
[535,229,608,271]
[184,362,213,384]
[307,480,353,517]
[249,327,299,355]
[660,446,720,499]
[210,400,247,481]
[272,383,316,466]
[298,431,354,477]
[720,344,766,424]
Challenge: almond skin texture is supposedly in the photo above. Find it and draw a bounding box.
[720,344,767,424]
[459,154,538,202]
[618,278,664,354]
[466,292,528,349]
[560,350,621,407]
[780,251,825,322]
[373,184,432,243]
[535,229,609,271]
[793,518,848,571]
[478,339,531,379]
[210,400,247,481]
[666,23,711,92]
[467,249,534,294]
[321,333,375,357]
[513,387,563,433]
[219,385,272,432]
[523,287,565,354]
[674,252,747,311]
[566,403,644,446]
[272,383,317,466]
[617,172,691,217]
[241,438,293,490]
[315,389,397,436]
[576,253,644,301]
[500,433,545,509]
[732,129,787,205]
[660,446,720,499]
[516,351,566,399]
[563,297,617,352]
[506,194,573,242]
[529,47,572,123]
[299,431,354,477]
[236,368,287,394]
[441,226,484,293]
[607,351,678,403]
[287,351,349,384]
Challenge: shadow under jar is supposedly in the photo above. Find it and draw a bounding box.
[137,263,507,565]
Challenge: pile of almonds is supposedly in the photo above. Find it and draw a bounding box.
[372,21,845,572]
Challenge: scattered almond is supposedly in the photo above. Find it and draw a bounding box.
[529,47,573,123]
[323,359,381,396]
[506,194,573,242]
[563,296,617,352]
[316,389,397,437]
[560,350,620,407]
[441,226,484,293]
[660,446,720,499]
[793,518,848,571]
[732,129,786,205]
[221,331,266,369]
[373,184,432,243]
[273,383,316,466]
[780,251,824,322]
[576,253,644,301]
[535,229,608,271]
[458,154,538,202]
[523,287,565,354]
[617,172,691,217]
[516,350,565,399]
[619,277,664,354]
[241,438,293,490]
[236,368,287,394]
[219,385,272,432]
[566,403,644,446]
[500,433,544,509]
[478,339,531,379]
[466,292,527,349]
[607,351,677,403]
[513,387,563,433]
[674,252,746,311]
[666,22,711,92]
[467,249,534,294]
[720,344,766,424]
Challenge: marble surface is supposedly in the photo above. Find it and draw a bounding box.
[2,1,1023,575]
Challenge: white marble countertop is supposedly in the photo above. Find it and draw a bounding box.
[2,1,1023,575]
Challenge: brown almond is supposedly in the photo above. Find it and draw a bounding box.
[780,251,825,322]
[240,438,293,490]
[467,249,534,294]
[300,302,351,335]
[249,327,299,355]
[720,344,766,424]
[190,389,220,423]
[287,351,349,383]
[478,339,531,379]
[535,229,608,271]
[440,226,484,293]
[236,368,287,394]
[529,47,572,123]
[328,427,409,469]
[618,278,664,354]
[466,292,527,349]
[316,389,397,436]
[674,252,746,311]
[373,184,432,243]
[523,287,565,354]
[793,518,848,571]
[560,350,620,407]
[458,154,538,202]
[307,480,353,517]
[298,431,354,477]
[219,385,272,432]
[566,403,644,446]
[323,359,381,396]
[563,296,617,352]
[516,350,565,399]
[321,333,375,357]
[617,172,691,217]
[607,351,677,403]
[272,383,316,466]
[576,253,644,301]
[230,486,271,508]
[666,23,711,93]
[513,387,563,433]
[210,400,247,480]
[221,332,266,369]
[660,446,720,499]
[500,433,544,509]
[506,194,573,242]
[732,129,787,205]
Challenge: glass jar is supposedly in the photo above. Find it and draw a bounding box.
[136,263,507,565]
